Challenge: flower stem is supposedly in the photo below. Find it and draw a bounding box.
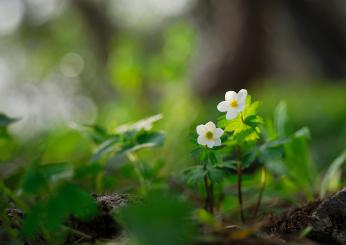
[209,182,214,214]
[236,146,245,223]
[203,164,213,213]
[252,167,266,219]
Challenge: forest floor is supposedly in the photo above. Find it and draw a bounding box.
[4,188,346,245]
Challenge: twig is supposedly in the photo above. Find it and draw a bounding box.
[209,182,214,214]
[252,168,266,219]
[236,146,245,223]
[203,172,213,213]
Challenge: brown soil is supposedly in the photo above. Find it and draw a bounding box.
[263,200,321,235]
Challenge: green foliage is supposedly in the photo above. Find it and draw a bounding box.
[223,96,263,143]
[21,183,98,238]
[0,112,169,243]
[283,127,316,198]
[21,161,73,194]
[118,191,194,245]
[91,115,165,164]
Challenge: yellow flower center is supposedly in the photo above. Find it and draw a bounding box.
[229,99,238,108]
[205,131,214,140]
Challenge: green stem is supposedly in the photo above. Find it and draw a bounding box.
[128,153,147,195]
[209,182,214,214]
[203,164,213,213]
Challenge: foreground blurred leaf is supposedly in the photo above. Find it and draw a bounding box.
[118,191,194,245]
[22,184,97,238]
[21,162,73,194]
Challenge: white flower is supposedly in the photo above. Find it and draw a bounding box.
[196,121,224,148]
[217,89,247,120]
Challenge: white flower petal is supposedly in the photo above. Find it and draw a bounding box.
[238,89,247,104]
[238,101,246,112]
[205,121,216,131]
[226,109,239,120]
[206,140,215,148]
[214,138,221,146]
[214,128,224,138]
[197,135,207,145]
[196,125,206,135]
[225,91,237,101]
[217,101,229,112]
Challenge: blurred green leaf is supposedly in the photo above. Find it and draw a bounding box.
[206,165,225,184]
[92,136,119,161]
[283,127,316,199]
[118,191,194,245]
[320,150,346,198]
[21,162,73,194]
[21,184,97,238]
[117,114,163,133]
[184,165,207,185]
[274,101,288,138]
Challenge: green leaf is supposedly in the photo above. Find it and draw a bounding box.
[184,165,207,185]
[58,184,98,220]
[116,114,163,133]
[214,160,237,170]
[224,97,262,142]
[258,139,287,162]
[206,165,225,184]
[21,162,73,194]
[208,151,218,164]
[92,136,119,161]
[83,124,111,144]
[135,130,165,147]
[21,168,46,194]
[39,162,73,182]
[320,150,346,198]
[274,101,288,137]
[283,128,316,199]
[21,203,45,238]
[293,127,311,139]
[0,113,18,127]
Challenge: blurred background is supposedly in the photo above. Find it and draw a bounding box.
[0,0,346,173]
